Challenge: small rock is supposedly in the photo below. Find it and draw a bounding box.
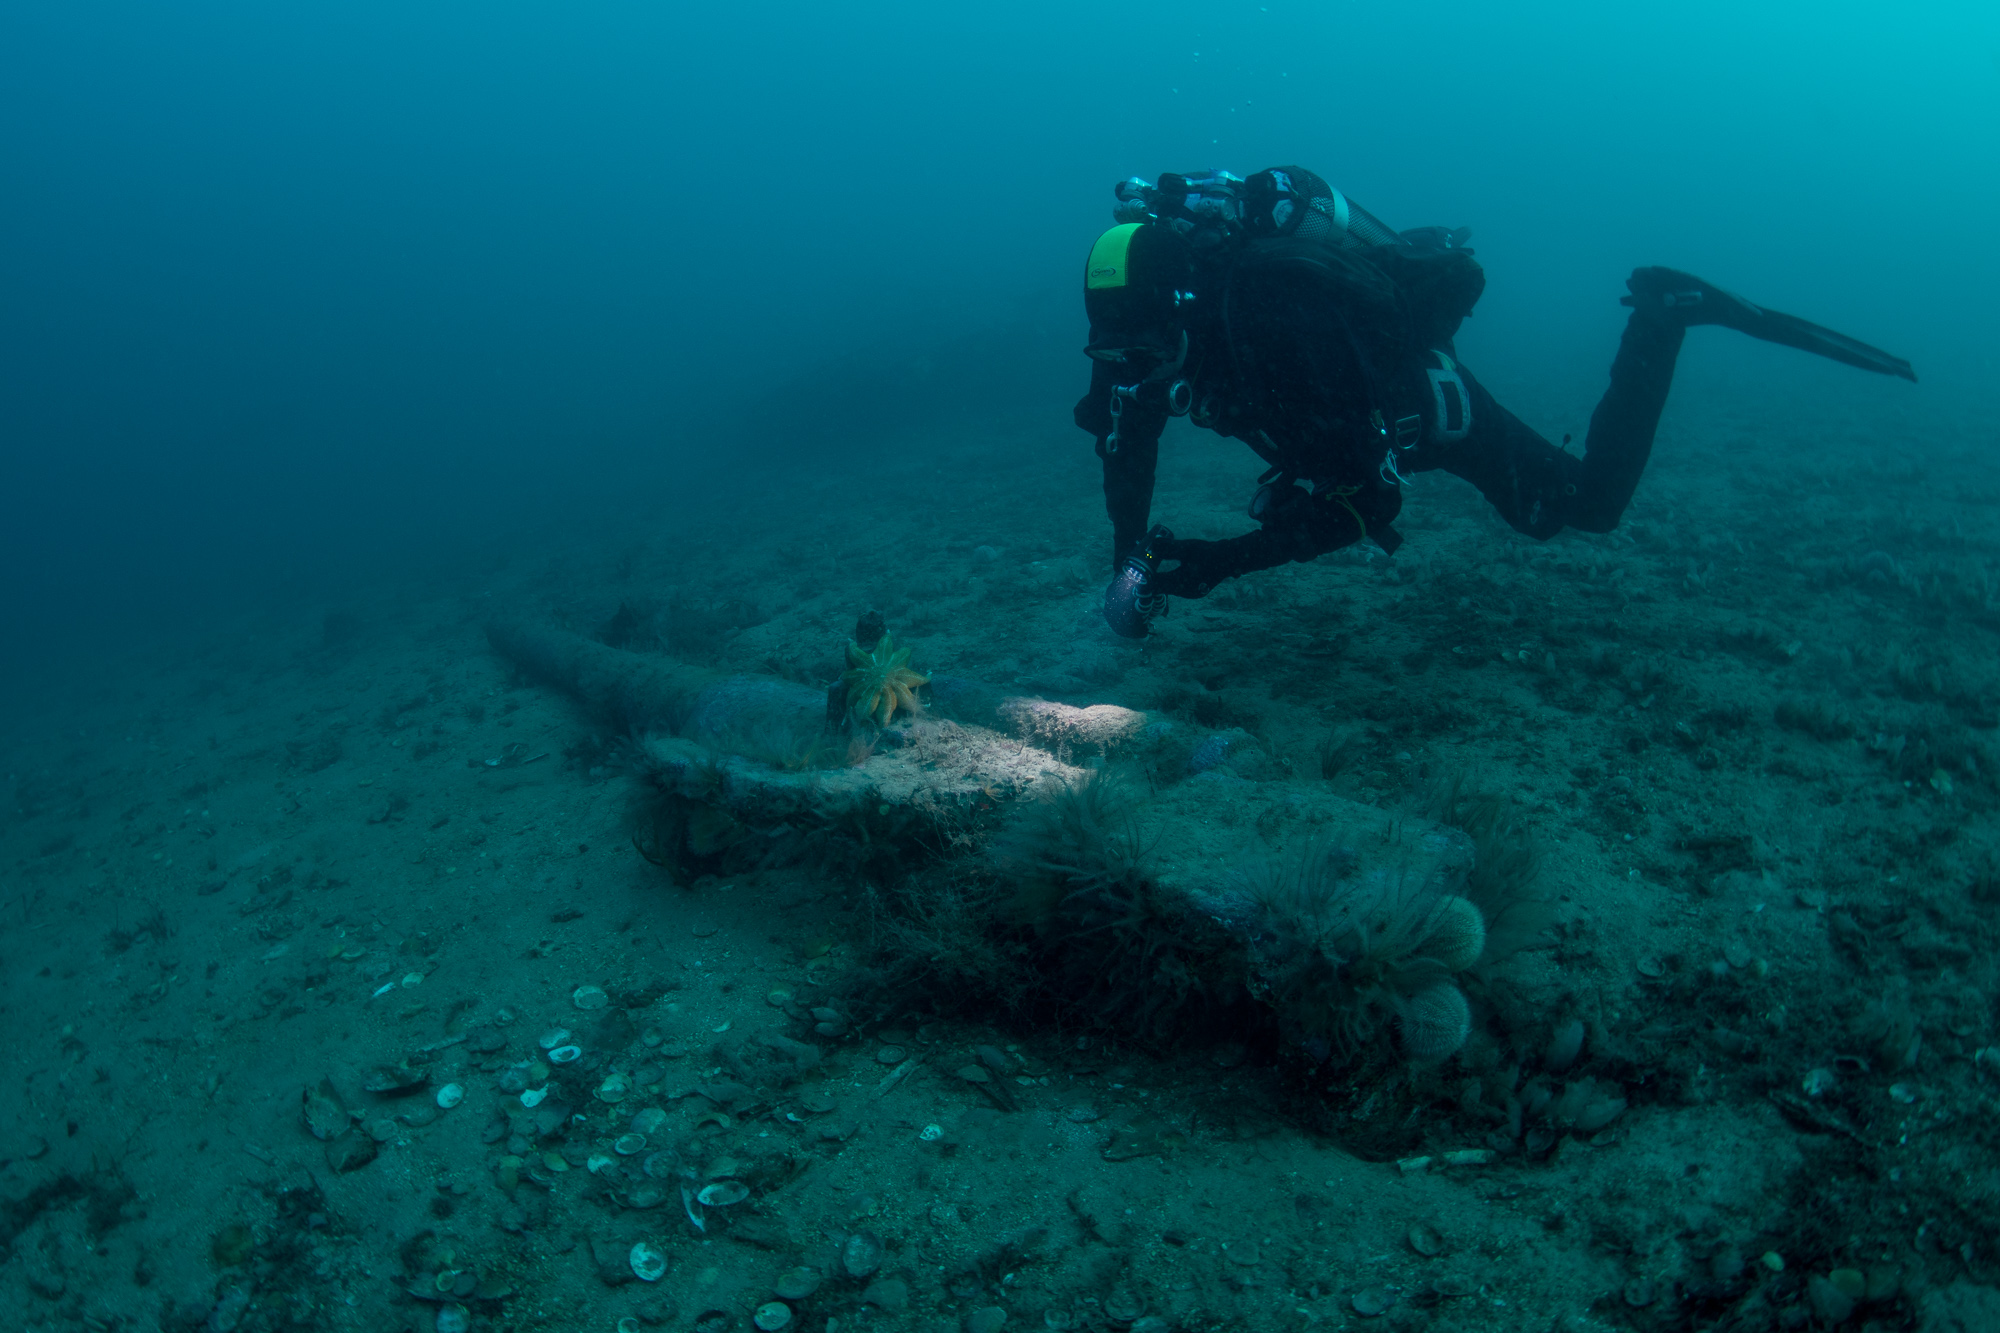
[774,1267,821,1301]
[325,1135,377,1173]
[23,1253,64,1299]
[1350,1287,1395,1318]
[862,1277,909,1310]
[965,1308,1007,1333]
[591,1239,633,1287]
[1807,1274,1855,1325]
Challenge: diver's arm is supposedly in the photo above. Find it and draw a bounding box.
[1075,358,1168,570]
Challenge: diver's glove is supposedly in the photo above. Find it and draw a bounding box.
[1103,525,1175,639]
[1623,266,1915,381]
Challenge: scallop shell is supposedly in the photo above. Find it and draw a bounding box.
[596,1073,631,1104]
[628,1242,667,1282]
[841,1231,884,1279]
[696,1180,749,1207]
[434,1083,465,1110]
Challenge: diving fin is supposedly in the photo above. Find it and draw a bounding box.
[1623,266,1916,382]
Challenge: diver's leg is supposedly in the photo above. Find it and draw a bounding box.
[1568,310,1687,531]
[1431,309,1684,538]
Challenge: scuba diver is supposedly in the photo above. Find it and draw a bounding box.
[1077,167,1916,638]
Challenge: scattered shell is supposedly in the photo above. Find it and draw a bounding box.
[1724,940,1754,969]
[1350,1286,1396,1317]
[1044,1313,1076,1332]
[519,1088,548,1108]
[1545,1019,1586,1073]
[302,1079,350,1141]
[1407,1222,1444,1257]
[615,1134,648,1155]
[434,1083,464,1110]
[587,1153,615,1173]
[618,1321,642,1333]
[625,1181,668,1208]
[1623,1278,1657,1308]
[361,1063,429,1094]
[1102,1289,1145,1324]
[697,1180,749,1207]
[1636,955,1666,979]
[774,1268,821,1301]
[548,1045,583,1064]
[628,1242,668,1282]
[753,1303,792,1332]
[641,1029,664,1047]
[367,1118,398,1143]
[919,1124,945,1142]
[538,1028,571,1050]
[631,1107,668,1136]
[957,1064,993,1084]
[401,972,425,988]
[435,1304,470,1333]
[766,989,793,1008]
[573,985,609,1011]
[1802,1067,1837,1098]
[399,1104,439,1129]
[597,1073,631,1104]
[876,1045,907,1065]
[841,1231,884,1278]
[541,1151,569,1172]
[704,1156,741,1179]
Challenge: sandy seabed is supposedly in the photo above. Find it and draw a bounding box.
[4,349,1999,1333]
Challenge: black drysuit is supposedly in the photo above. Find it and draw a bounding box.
[1073,237,1686,599]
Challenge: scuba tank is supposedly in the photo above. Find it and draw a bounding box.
[1087,166,1488,487]
[1113,166,1410,253]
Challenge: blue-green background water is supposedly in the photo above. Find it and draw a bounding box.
[2,1,1995,681]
